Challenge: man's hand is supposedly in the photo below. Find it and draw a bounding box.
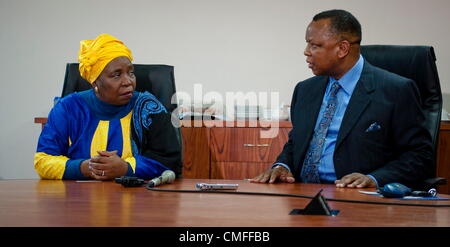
[335,173,376,188]
[249,166,295,184]
[88,150,129,180]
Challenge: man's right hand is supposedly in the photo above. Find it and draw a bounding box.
[249,165,295,184]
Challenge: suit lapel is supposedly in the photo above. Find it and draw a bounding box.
[336,61,375,150]
[294,76,328,168]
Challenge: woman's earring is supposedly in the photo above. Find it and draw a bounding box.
[95,86,99,93]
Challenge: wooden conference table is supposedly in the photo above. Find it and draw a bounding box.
[0,179,449,227]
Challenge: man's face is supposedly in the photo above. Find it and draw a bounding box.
[93,56,136,105]
[304,19,342,77]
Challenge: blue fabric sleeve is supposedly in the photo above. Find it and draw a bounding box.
[367,174,379,187]
[63,159,88,180]
[125,163,135,176]
[37,101,70,156]
[135,155,170,179]
[272,162,292,173]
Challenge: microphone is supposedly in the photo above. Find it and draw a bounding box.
[147,170,176,187]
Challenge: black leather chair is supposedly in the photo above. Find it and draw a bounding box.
[60,63,183,176]
[361,45,446,190]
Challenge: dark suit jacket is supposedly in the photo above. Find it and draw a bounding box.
[276,60,433,187]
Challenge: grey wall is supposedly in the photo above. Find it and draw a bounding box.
[1,0,449,179]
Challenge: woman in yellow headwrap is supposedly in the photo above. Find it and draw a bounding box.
[34,34,181,180]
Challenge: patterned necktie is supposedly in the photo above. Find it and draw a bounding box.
[300,81,341,183]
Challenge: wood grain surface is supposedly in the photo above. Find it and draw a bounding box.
[1,179,449,227]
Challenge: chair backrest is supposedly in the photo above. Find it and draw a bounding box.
[361,45,442,174]
[61,63,178,112]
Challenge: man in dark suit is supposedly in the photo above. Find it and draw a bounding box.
[250,9,433,188]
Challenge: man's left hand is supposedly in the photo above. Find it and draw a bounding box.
[335,173,376,188]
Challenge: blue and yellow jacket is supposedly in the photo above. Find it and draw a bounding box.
[34,90,179,179]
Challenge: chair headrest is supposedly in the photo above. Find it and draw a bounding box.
[61,63,177,112]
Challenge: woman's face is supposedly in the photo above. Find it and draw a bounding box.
[93,56,136,105]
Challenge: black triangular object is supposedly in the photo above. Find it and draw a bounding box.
[289,189,339,216]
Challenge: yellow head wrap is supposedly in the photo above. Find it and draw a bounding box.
[78,34,133,83]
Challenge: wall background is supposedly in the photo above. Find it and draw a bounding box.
[1,0,449,179]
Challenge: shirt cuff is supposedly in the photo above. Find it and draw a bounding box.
[125,163,135,176]
[272,162,291,173]
[367,174,379,187]
[63,159,88,180]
